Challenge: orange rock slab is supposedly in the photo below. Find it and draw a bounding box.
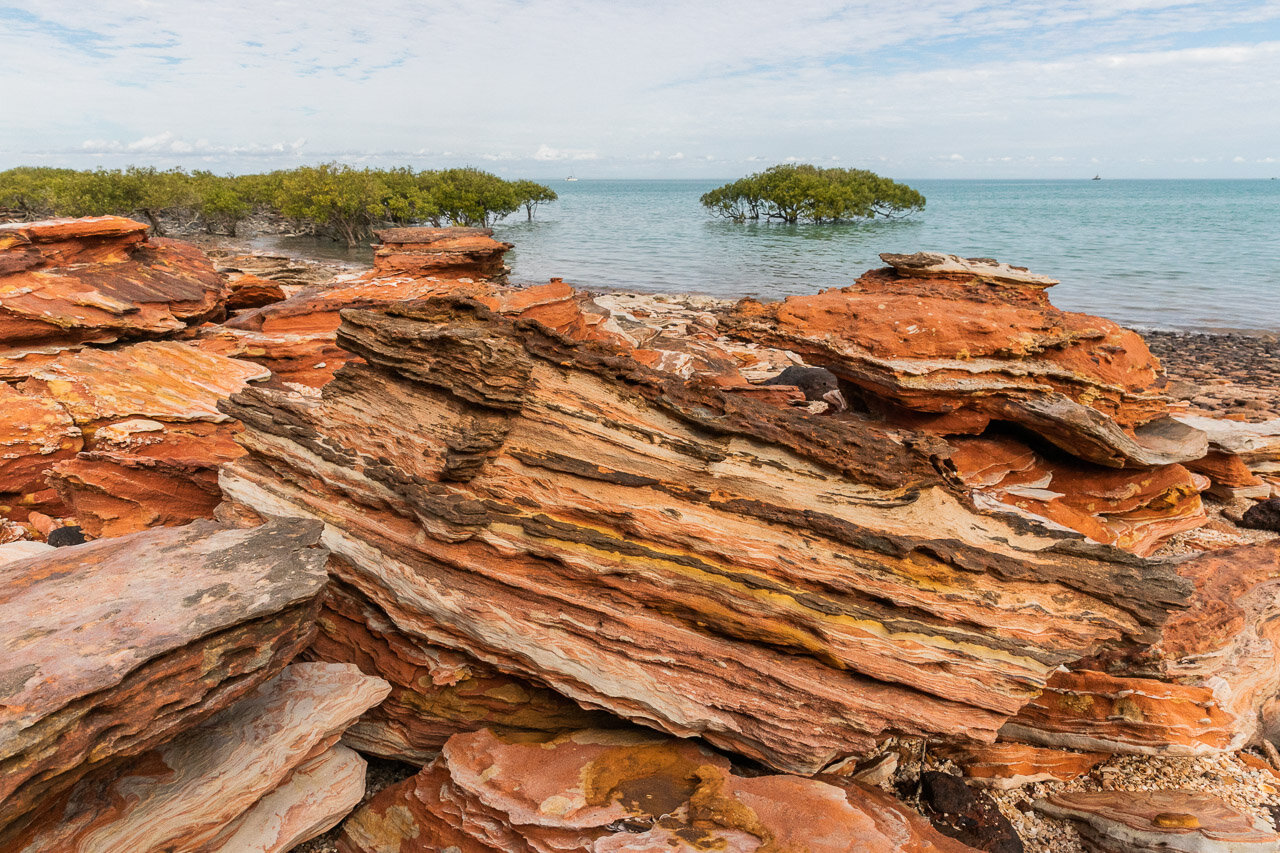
[305,578,613,763]
[0,382,82,519]
[0,217,226,348]
[9,663,389,853]
[936,741,1107,789]
[0,519,329,843]
[338,728,979,853]
[949,434,1207,556]
[724,253,1208,469]
[371,226,512,279]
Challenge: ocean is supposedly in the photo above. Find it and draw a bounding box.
[266,178,1280,333]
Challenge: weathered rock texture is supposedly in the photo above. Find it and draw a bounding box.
[934,742,1107,789]
[338,728,979,853]
[7,340,268,532]
[208,228,514,386]
[219,295,1193,774]
[8,662,389,853]
[0,519,329,842]
[1035,790,1280,852]
[304,577,613,763]
[724,252,1208,469]
[0,217,226,348]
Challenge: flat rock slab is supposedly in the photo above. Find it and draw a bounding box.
[338,727,979,853]
[0,519,329,839]
[9,662,389,852]
[1036,789,1280,852]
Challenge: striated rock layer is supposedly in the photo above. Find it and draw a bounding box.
[304,576,613,763]
[0,519,329,841]
[338,727,979,853]
[0,217,226,349]
[724,252,1208,469]
[8,662,389,853]
[219,295,1192,773]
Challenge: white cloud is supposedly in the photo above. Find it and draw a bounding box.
[1,1,1278,176]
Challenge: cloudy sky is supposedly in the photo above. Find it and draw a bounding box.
[2,0,1278,178]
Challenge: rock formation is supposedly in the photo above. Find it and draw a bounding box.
[0,519,329,842]
[218,295,1193,774]
[724,252,1208,469]
[7,662,389,853]
[1035,790,1280,852]
[0,217,225,350]
[338,727,978,853]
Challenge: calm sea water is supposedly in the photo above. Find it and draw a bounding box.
[265,179,1280,332]
[490,178,1280,333]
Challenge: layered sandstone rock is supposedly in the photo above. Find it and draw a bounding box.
[0,519,328,841]
[338,728,978,853]
[1035,790,1280,852]
[11,340,268,534]
[0,381,82,518]
[1178,415,1280,499]
[934,742,1107,789]
[724,252,1208,469]
[219,296,1191,773]
[305,577,612,763]
[8,663,389,853]
[0,217,225,349]
[372,226,512,279]
[950,434,1207,557]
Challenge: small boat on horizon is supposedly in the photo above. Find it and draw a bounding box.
[1092,174,1101,181]
[565,174,579,182]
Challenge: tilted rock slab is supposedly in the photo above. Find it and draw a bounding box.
[0,381,82,519]
[723,252,1208,469]
[0,519,329,841]
[219,296,1191,773]
[14,339,269,535]
[1035,790,1280,852]
[304,577,613,763]
[9,662,389,853]
[338,727,979,853]
[0,217,226,348]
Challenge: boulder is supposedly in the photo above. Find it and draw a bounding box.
[1035,790,1280,852]
[338,727,979,853]
[218,295,1191,773]
[0,217,226,348]
[723,253,1208,469]
[371,226,512,279]
[0,519,329,840]
[7,663,390,853]
[1242,499,1280,533]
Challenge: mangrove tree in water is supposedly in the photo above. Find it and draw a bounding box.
[700,164,925,224]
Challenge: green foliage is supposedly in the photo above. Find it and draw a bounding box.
[700,164,925,224]
[0,164,558,244]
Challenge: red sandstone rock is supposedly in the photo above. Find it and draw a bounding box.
[226,271,288,310]
[218,296,1192,773]
[8,663,389,853]
[0,519,329,842]
[0,382,82,519]
[724,252,1208,469]
[1000,668,1238,755]
[1035,789,1280,852]
[372,226,512,279]
[0,217,226,348]
[304,578,613,763]
[949,434,1207,556]
[935,742,1108,788]
[338,728,978,853]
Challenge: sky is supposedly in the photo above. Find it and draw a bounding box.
[1,0,1278,179]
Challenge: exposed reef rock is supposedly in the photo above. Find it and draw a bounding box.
[0,519,329,842]
[219,295,1193,773]
[338,727,979,853]
[0,217,226,349]
[372,226,513,279]
[8,663,389,853]
[724,251,1208,469]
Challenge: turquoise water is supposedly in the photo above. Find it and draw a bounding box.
[491,179,1280,333]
